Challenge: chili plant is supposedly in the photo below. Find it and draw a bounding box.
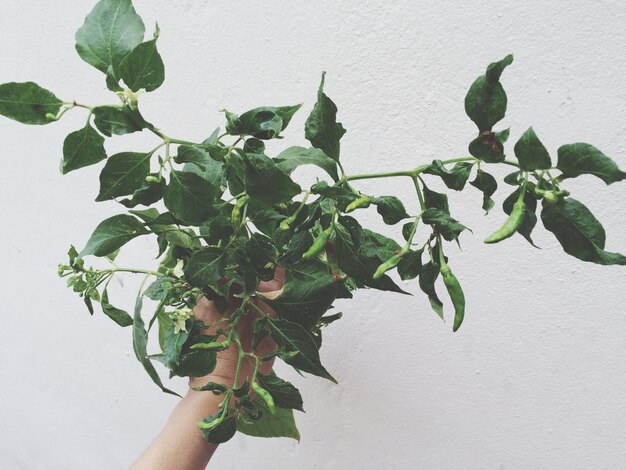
[1,0,625,444]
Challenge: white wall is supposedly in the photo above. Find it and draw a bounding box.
[2,1,626,469]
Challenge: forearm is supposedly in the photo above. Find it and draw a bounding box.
[130,386,224,470]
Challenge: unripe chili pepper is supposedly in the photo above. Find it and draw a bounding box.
[440,262,466,332]
[302,226,333,260]
[190,340,230,351]
[279,215,296,232]
[484,190,525,244]
[252,382,277,414]
[373,253,402,280]
[197,413,225,430]
[231,195,249,229]
[345,196,371,213]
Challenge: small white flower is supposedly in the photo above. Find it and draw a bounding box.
[172,259,185,278]
[171,307,193,334]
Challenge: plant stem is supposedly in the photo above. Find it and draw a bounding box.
[342,156,477,182]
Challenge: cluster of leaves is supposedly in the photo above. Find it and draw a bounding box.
[2,0,626,444]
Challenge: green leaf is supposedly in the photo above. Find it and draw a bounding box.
[225,105,301,139]
[92,106,149,137]
[132,290,180,396]
[557,143,626,185]
[201,415,237,444]
[176,146,225,189]
[144,276,177,301]
[257,373,304,412]
[419,261,444,319]
[80,214,149,257]
[101,289,133,327]
[541,197,626,265]
[421,208,468,241]
[260,259,337,331]
[465,55,514,132]
[334,216,408,294]
[61,124,107,174]
[267,318,337,383]
[423,161,474,191]
[184,247,226,289]
[173,334,218,378]
[304,73,346,161]
[243,152,302,204]
[96,152,151,201]
[397,249,423,281]
[236,394,300,440]
[75,0,145,74]
[469,169,498,213]
[468,129,509,163]
[274,146,339,181]
[0,82,63,125]
[513,127,552,171]
[119,176,165,207]
[154,310,189,369]
[164,170,218,225]
[423,184,450,213]
[503,186,539,246]
[118,35,165,92]
[372,196,409,225]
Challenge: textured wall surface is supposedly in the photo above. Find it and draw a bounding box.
[2,1,626,469]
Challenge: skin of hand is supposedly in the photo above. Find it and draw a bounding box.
[130,268,285,470]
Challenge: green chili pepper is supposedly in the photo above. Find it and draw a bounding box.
[252,382,277,414]
[484,190,525,244]
[197,412,225,430]
[190,340,230,351]
[302,226,333,260]
[440,262,466,332]
[231,195,249,229]
[279,215,296,232]
[372,253,402,280]
[345,196,371,213]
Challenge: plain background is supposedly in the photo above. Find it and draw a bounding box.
[2,1,626,469]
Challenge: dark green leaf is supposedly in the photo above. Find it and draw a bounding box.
[267,318,337,383]
[260,259,336,331]
[164,171,217,225]
[304,73,346,161]
[423,184,450,213]
[419,261,444,319]
[541,197,626,265]
[421,208,468,241]
[184,247,226,289]
[61,124,107,174]
[557,143,626,185]
[192,381,228,394]
[101,289,133,327]
[92,105,150,137]
[225,106,299,139]
[274,146,339,181]
[257,373,304,412]
[80,214,149,257]
[237,394,300,440]
[96,152,151,201]
[75,0,145,74]
[154,310,189,369]
[0,82,63,125]
[470,169,498,213]
[201,415,237,444]
[465,55,514,131]
[132,290,179,396]
[243,152,302,204]
[514,127,552,171]
[144,276,177,301]
[423,161,474,191]
[468,131,506,163]
[119,176,165,207]
[118,35,165,92]
[372,196,409,225]
[334,217,408,294]
[397,249,423,281]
